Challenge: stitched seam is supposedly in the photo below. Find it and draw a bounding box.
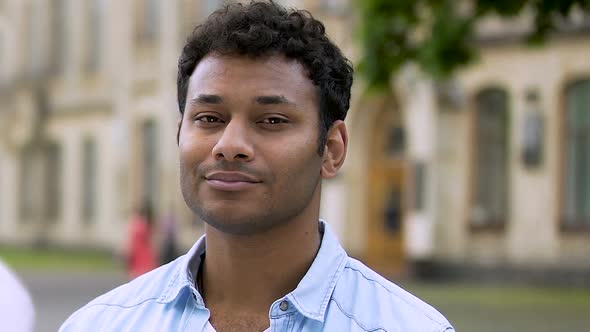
[182,302,196,331]
[287,312,294,330]
[289,250,347,320]
[318,252,347,315]
[60,297,160,325]
[160,268,181,302]
[271,310,297,319]
[344,266,446,328]
[270,312,295,330]
[83,297,160,310]
[330,298,387,332]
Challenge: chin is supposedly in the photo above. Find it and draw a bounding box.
[198,207,286,236]
[205,217,278,235]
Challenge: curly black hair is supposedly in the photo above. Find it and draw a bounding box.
[177,0,353,155]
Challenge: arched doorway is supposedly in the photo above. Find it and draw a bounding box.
[366,106,408,277]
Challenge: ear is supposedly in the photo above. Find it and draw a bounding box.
[176,117,183,146]
[321,120,348,179]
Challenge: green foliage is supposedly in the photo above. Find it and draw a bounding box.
[358,0,590,90]
[416,1,476,79]
[0,247,119,271]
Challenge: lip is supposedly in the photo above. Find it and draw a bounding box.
[205,172,261,192]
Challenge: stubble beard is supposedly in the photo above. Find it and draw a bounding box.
[180,164,322,236]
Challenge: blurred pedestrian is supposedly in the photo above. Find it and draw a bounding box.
[160,210,179,265]
[0,260,35,332]
[127,202,158,279]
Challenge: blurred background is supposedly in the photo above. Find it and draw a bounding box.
[0,0,589,331]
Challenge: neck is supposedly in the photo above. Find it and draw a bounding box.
[201,190,322,314]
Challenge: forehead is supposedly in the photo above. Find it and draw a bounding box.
[187,54,317,102]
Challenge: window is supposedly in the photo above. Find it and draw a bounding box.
[19,145,35,221]
[50,0,67,74]
[44,143,62,220]
[19,142,62,222]
[470,88,510,228]
[563,79,590,227]
[85,0,104,72]
[413,162,426,211]
[27,0,43,75]
[135,0,159,44]
[387,127,405,157]
[81,138,98,222]
[142,120,159,206]
[0,32,4,82]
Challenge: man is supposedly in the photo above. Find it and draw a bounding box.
[61,1,454,331]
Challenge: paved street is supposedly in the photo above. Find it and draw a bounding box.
[22,270,127,332]
[402,282,590,332]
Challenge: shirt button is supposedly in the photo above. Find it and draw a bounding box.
[279,300,289,311]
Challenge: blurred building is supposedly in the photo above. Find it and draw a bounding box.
[0,0,588,280]
[0,0,201,251]
[0,0,353,252]
[337,10,590,279]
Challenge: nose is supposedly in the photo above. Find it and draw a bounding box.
[211,119,254,162]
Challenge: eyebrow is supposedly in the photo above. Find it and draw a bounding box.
[255,95,295,106]
[189,94,296,107]
[189,94,223,105]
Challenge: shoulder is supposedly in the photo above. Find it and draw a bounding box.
[59,258,184,331]
[328,257,454,332]
[0,262,35,332]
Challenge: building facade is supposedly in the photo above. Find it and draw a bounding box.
[340,18,590,278]
[0,0,588,279]
[0,0,353,252]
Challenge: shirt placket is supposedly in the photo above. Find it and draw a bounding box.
[269,298,297,332]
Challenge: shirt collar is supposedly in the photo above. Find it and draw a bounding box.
[158,220,348,322]
[286,220,348,322]
[159,233,207,306]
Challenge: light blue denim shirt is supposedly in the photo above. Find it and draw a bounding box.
[60,221,454,332]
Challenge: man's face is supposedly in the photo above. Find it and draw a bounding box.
[178,54,324,235]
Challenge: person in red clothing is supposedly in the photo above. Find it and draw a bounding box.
[127,202,158,279]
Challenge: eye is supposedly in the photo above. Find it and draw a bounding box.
[195,115,224,125]
[260,117,289,125]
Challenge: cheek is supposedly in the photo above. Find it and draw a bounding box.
[267,138,322,180]
[179,133,216,161]
[179,140,213,183]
